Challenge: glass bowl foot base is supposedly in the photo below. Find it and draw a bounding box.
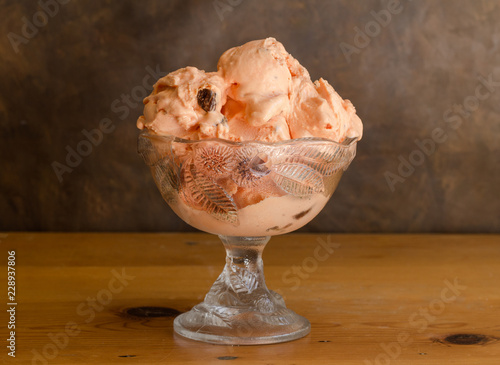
[174,292,310,345]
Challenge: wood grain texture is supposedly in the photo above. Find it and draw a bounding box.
[1,233,499,364]
[0,0,499,233]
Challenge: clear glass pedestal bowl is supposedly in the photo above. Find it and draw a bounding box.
[138,132,357,345]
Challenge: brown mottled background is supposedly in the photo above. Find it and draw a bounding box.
[1,0,499,233]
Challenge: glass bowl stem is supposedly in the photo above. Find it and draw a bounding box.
[173,236,310,344]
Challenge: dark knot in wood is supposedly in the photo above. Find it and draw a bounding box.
[126,306,181,318]
[444,334,490,345]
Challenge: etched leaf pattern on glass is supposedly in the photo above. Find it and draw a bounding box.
[256,307,296,325]
[227,264,259,294]
[182,158,239,224]
[270,142,356,196]
[138,134,173,167]
[271,163,325,196]
[152,158,179,203]
[273,142,356,176]
[138,134,180,203]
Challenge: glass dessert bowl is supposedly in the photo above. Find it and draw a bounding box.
[138,131,358,345]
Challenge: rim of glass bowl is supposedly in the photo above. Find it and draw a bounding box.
[138,131,359,149]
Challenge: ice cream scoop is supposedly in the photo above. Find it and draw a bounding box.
[137,38,362,143]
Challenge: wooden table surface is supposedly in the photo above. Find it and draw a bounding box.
[1,233,500,364]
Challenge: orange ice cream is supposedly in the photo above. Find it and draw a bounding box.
[137,38,362,143]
